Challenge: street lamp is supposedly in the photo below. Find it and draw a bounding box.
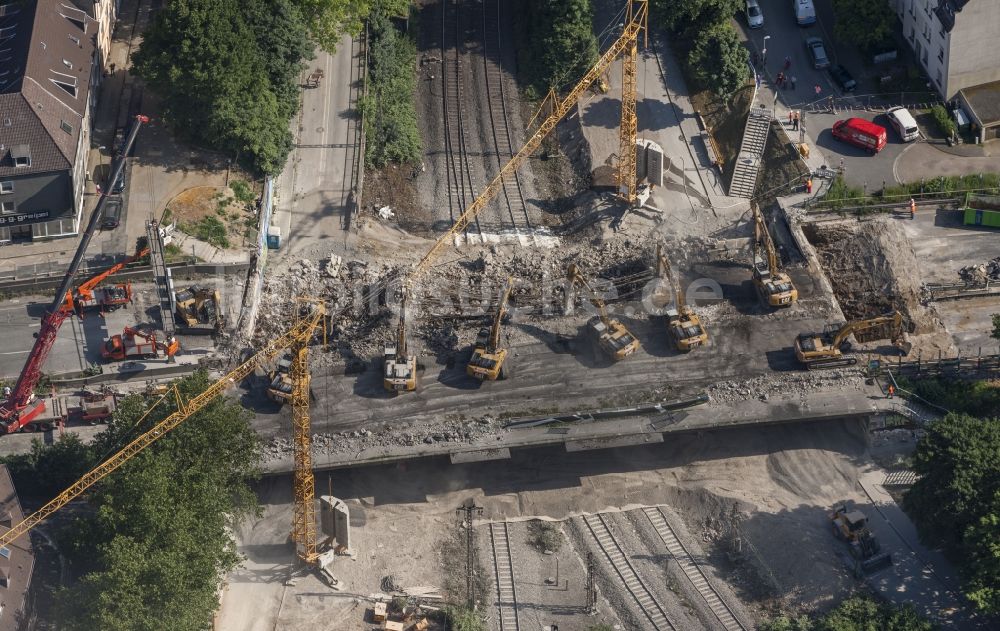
[762,35,770,64]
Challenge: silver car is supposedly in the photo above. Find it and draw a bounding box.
[746,0,764,28]
[805,37,830,69]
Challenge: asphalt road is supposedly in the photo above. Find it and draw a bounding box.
[0,298,96,379]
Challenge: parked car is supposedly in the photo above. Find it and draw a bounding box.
[746,0,764,28]
[886,106,920,142]
[101,197,123,230]
[829,64,857,92]
[109,159,128,194]
[794,0,817,25]
[832,118,887,153]
[805,37,830,69]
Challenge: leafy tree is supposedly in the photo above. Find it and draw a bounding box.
[291,0,409,52]
[991,313,1000,340]
[1,434,95,499]
[760,595,933,631]
[516,0,598,93]
[832,0,896,54]
[687,23,748,96]
[53,371,262,630]
[963,488,1000,613]
[652,0,741,39]
[133,0,309,175]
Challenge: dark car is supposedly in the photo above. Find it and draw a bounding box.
[101,197,123,230]
[805,37,830,69]
[830,64,857,92]
[109,159,128,194]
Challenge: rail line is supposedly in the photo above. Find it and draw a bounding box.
[642,507,747,631]
[582,513,675,630]
[441,0,484,238]
[489,522,520,631]
[481,0,532,239]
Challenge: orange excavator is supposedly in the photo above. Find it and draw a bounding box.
[61,244,149,315]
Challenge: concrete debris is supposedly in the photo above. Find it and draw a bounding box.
[377,206,395,220]
[958,256,1000,285]
[706,371,866,404]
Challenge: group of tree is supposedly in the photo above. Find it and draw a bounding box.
[904,412,1000,614]
[134,0,378,176]
[514,0,598,96]
[831,0,896,56]
[761,595,933,631]
[360,1,423,167]
[2,371,262,631]
[651,0,748,96]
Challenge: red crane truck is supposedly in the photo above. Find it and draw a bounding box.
[101,327,179,362]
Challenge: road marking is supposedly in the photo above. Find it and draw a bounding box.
[0,350,30,355]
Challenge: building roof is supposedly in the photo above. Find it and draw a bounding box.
[934,0,970,33]
[0,465,34,631]
[0,0,95,178]
[959,80,1000,127]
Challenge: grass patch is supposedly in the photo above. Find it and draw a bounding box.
[183,216,230,249]
[815,172,1000,209]
[527,520,564,553]
[230,179,255,204]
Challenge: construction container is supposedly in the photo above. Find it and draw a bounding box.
[963,193,1000,228]
[267,226,281,249]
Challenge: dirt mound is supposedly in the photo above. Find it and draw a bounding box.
[802,217,938,337]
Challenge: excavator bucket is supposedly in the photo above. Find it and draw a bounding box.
[896,334,913,356]
[860,552,893,574]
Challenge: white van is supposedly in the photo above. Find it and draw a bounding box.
[887,106,920,142]
[795,0,816,25]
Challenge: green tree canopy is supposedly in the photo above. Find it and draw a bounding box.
[133,0,311,175]
[291,0,409,52]
[516,0,598,93]
[687,23,749,97]
[832,0,896,54]
[652,0,741,39]
[52,371,262,630]
[761,595,933,631]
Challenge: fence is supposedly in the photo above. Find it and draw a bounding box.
[869,351,1000,380]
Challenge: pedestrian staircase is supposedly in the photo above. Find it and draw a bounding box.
[728,106,772,198]
[146,220,176,337]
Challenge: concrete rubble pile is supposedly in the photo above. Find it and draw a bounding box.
[707,371,866,404]
[958,256,1000,285]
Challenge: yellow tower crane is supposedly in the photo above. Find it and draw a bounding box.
[0,301,329,568]
[384,0,650,391]
[618,0,648,206]
[751,202,798,308]
[655,244,708,352]
[466,277,515,381]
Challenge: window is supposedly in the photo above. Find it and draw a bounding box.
[51,78,77,98]
[1,201,15,214]
[922,48,929,65]
[0,182,11,194]
[0,25,15,41]
[60,120,72,134]
[68,33,79,45]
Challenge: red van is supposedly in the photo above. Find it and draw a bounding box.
[831,118,887,153]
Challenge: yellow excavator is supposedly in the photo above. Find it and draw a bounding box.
[654,244,708,352]
[266,354,293,404]
[467,278,515,381]
[566,264,640,361]
[383,291,418,392]
[751,202,798,308]
[794,311,912,369]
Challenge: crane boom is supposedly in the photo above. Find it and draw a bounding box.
[0,115,149,431]
[407,2,648,287]
[0,303,326,550]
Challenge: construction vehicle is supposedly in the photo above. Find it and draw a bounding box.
[62,244,149,314]
[467,278,515,381]
[266,354,293,404]
[794,311,912,369]
[0,115,149,434]
[751,202,798,308]
[101,327,179,362]
[79,391,117,425]
[174,285,224,332]
[830,502,893,574]
[654,245,708,352]
[0,301,332,572]
[383,292,418,393]
[566,264,640,361]
[384,1,649,390]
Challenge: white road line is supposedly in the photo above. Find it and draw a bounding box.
[0,350,30,355]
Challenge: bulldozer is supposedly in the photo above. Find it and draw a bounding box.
[175,285,224,332]
[566,264,640,361]
[467,277,515,381]
[383,291,418,393]
[830,502,893,575]
[751,202,798,308]
[653,244,708,352]
[794,311,912,369]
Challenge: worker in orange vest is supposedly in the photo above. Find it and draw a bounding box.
[887,384,895,399]
[806,177,813,194]
[909,198,916,219]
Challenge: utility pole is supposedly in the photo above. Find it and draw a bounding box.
[586,552,597,614]
[457,500,483,609]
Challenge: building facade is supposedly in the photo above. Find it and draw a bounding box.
[893,0,1000,100]
[0,0,102,243]
[0,464,35,631]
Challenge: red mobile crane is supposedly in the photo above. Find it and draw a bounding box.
[0,115,149,433]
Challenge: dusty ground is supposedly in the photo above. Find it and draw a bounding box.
[162,185,256,249]
[217,420,899,630]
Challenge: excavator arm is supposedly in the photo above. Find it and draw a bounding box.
[752,202,781,277]
[566,264,610,326]
[488,278,515,352]
[831,312,907,349]
[395,292,408,360]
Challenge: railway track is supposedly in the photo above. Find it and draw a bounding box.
[642,507,748,631]
[481,0,532,240]
[441,0,485,238]
[582,513,675,631]
[489,522,520,631]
